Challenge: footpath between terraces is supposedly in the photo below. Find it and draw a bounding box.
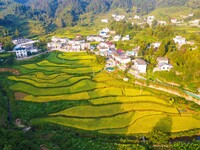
[134,80,200,105]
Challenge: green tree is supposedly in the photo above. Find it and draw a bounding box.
[148,130,170,145]
[3,29,9,37]
[35,38,47,51]
[15,29,20,37]
[152,20,158,28]
[2,37,14,51]
[3,145,12,150]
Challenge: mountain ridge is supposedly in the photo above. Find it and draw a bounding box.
[0,0,199,36]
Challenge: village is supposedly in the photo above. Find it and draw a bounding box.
[44,25,197,80]
[0,13,198,85]
[0,27,196,81]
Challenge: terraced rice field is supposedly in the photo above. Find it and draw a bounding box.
[9,51,200,134]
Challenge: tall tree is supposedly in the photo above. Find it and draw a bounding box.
[15,29,20,37]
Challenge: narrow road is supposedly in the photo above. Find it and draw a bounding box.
[134,80,200,105]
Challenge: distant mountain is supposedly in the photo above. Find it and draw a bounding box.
[0,0,199,36]
[17,0,199,15]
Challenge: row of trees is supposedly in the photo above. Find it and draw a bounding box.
[0,37,14,51]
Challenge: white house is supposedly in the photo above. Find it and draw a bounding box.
[12,38,32,45]
[111,53,131,66]
[66,40,89,52]
[126,51,135,56]
[132,46,140,57]
[113,15,125,22]
[97,42,115,54]
[110,30,116,35]
[171,18,177,24]
[157,21,167,26]
[189,19,200,27]
[151,42,161,49]
[131,58,147,74]
[13,38,39,57]
[47,36,69,50]
[153,57,173,72]
[81,42,90,50]
[112,14,116,18]
[188,13,194,17]
[97,42,110,49]
[66,41,82,52]
[101,19,108,23]
[51,36,68,43]
[106,42,115,49]
[157,62,173,71]
[47,42,64,50]
[116,55,131,66]
[87,35,105,42]
[99,47,109,56]
[99,27,110,37]
[15,48,28,58]
[122,35,130,41]
[133,15,140,19]
[173,36,186,47]
[147,16,155,26]
[157,57,169,64]
[113,35,121,41]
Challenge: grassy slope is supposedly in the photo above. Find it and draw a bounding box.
[147,7,197,21]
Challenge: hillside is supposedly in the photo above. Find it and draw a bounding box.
[0,0,200,37]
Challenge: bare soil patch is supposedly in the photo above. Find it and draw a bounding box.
[14,92,27,100]
[0,68,20,75]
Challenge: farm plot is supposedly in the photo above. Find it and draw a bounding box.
[32,111,135,131]
[23,92,90,102]
[9,51,200,135]
[49,102,178,118]
[58,53,96,60]
[10,79,108,96]
[8,76,91,87]
[89,96,169,105]
[100,115,200,134]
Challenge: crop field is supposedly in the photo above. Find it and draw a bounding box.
[9,51,200,135]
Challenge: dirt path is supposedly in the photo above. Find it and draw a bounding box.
[0,68,20,75]
[135,81,200,105]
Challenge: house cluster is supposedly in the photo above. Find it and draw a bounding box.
[133,15,141,19]
[94,25,175,76]
[99,27,110,38]
[112,14,125,22]
[170,13,200,27]
[113,34,130,42]
[95,41,148,75]
[170,18,185,25]
[150,42,161,49]
[173,35,195,48]
[189,19,200,27]
[90,27,130,42]
[111,12,199,29]
[12,37,39,58]
[180,13,194,19]
[47,36,90,52]
[146,16,167,26]
[153,57,173,73]
[87,35,105,42]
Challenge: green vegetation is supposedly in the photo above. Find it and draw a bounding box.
[1,0,200,148]
[7,52,200,139]
[89,96,169,105]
